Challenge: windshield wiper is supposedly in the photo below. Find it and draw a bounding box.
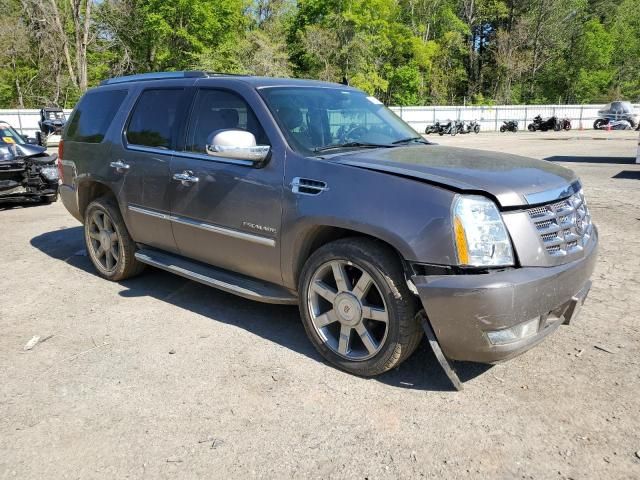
[391,137,430,145]
[313,142,393,153]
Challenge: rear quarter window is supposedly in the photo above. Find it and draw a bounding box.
[66,89,128,143]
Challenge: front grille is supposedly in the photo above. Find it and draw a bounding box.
[527,190,592,257]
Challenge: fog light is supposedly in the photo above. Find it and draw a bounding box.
[487,317,539,345]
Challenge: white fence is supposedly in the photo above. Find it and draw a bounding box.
[2,104,639,137]
[390,104,640,133]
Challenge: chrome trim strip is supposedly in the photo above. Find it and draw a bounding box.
[170,215,276,247]
[525,180,581,205]
[127,205,275,247]
[125,144,174,156]
[171,150,254,167]
[128,205,172,220]
[124,144,257,167]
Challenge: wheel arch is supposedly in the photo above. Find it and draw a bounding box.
[77,180,117,221]
[287,223,412,290]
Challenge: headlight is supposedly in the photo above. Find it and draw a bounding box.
[453,195,514,267]
[40,165,59,181]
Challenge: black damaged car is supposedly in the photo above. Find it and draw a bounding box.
[0,121,59,204]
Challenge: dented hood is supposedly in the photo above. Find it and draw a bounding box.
[335,145,578,207]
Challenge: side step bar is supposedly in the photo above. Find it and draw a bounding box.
[135,248,298,305]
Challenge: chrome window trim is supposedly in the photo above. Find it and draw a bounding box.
[127,205,276,247]
[125,144,174,156]
[123,144,257,167]
[172,150,255,167]
[525,180,581,205]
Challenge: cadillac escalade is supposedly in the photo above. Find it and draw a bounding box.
[58,72,598,376]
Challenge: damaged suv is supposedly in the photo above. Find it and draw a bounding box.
[0,121,59,204]
[59,72,598,377]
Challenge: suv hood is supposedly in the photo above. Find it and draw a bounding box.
[336,145,578,207]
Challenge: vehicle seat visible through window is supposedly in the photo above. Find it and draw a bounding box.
[278,107,312,149]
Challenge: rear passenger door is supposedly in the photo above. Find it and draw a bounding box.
[168,87,284,285]
[112,87,191,253]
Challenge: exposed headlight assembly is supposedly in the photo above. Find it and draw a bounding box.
[40,165,59,181]
[453,195,514,267]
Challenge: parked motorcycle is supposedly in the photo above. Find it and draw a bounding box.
[424,122,441,134]
[456,120,480,134]
[500,120,518,133]
[528,115,561,132]
[593,118,633,130]
[559,118,572,130]
[438,120,457,136]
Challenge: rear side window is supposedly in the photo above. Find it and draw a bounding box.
[66,89,127,143]
[126,89,184,149]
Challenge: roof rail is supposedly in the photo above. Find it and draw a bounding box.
[100,71,250,86]
[100,71,208,86]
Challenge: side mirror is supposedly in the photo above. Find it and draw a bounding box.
[24,136,39,145]
[206,130,270,163]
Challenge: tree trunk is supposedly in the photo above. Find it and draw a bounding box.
[49,0,79,89]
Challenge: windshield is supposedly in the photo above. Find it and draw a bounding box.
[0,123,26,145]
[260,87,420,155]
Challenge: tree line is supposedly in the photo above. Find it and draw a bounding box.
[1,0,639,108]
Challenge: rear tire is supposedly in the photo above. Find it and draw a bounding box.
[500,126,506,133]
[528,124,535,132]
[298,238,422,377]
[84,196,145,281]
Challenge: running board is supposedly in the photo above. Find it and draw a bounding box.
[135,248,298,305]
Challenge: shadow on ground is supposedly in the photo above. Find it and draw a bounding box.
[31,226,490,392]
[545,155,637,164]
[0,199,50,211]
[612,170,640,180]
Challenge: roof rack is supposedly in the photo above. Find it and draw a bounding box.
[100,71,249,86]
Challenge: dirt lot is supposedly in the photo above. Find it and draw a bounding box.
[1,130,639,479]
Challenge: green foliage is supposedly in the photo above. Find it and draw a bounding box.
[0,0,639,107]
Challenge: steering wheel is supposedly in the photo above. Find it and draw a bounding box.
[341,125,369,142]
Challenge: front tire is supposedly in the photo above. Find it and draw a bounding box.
[298,238,422,377]
[84,196,145,281]
[500,126,506,133]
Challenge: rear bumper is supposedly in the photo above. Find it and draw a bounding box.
[413,227,598,363]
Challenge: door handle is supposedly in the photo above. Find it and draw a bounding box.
[110,160,130,173]
[173,170,199,186]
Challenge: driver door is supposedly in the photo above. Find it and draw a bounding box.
[168,88,284,285]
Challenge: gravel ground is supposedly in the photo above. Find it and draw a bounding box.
[1,130,639,479]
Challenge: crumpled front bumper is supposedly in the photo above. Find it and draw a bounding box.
[413,227,598,363]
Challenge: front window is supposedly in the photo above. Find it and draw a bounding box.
[260,87,420,155]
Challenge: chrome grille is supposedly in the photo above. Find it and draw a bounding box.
[527,190,592,257]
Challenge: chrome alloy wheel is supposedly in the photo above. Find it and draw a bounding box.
[307,260,389,360]
[87,210,120,273]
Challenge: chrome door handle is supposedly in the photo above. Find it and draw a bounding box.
[173,171,199,186]
[110,160,130,173]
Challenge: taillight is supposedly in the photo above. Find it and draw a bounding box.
[57,139,64,181]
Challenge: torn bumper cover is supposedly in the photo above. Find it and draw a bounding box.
[413,226,598,363]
